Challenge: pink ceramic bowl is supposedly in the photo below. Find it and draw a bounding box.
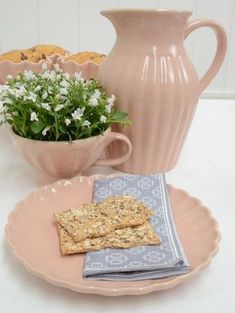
[9,127,132,182]
[0,58,54,84]
[57,56,100,79]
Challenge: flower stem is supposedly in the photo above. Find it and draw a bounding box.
[55,115,59,140]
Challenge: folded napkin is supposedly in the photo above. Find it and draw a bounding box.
[83,174,190,281]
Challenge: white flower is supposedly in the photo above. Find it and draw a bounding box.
[100,115,107,123]
[93,89,101,98]
[74,72,83,81]
[0,85,9,93]
[105,94,116,113]
[64,73,70,80]
[15,86,26,98]
[4,98,13,105]
[27,91,37,103]
[82,120,91,127]
[60,80,69,88]
[89,96,98,107]
[105,104,112,113]
[107,94,116,105]
[42,70,55,80]
[5,113,12,120]
[7,74,13,80]
[55,73,62,81]
[42,92,48,100]
[41,102,50,111]
[48,71,56,81]
[24,70,34,80]
[54,104,64,112]
[71,107,85,120]
[59,88,68,95]
[42,126,50,136]
[41,62,47,71]
[30,112,38,122]
[0,100,4,113]
[65,118,71,126]
[8,88,15,96]
[41,71,49,79]
[34,85,41,92]
[54,63,60,72]
[88,89,101,107]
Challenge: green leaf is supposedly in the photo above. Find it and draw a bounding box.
[112,111,128,121]
[31,120,45,134]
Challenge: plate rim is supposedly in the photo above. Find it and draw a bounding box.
[5,174,221,296]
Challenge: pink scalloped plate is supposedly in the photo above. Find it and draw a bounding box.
[5,175,220,296]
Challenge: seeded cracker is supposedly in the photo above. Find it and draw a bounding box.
[54,196,154,242]
[56,222,160,255]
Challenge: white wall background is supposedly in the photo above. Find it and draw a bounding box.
[0,0,234,98]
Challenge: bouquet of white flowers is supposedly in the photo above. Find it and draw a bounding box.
[0,64,130,141]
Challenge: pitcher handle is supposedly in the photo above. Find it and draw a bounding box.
[185,19,227,94]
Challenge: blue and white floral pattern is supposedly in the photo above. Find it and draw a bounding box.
[84,174,190,281]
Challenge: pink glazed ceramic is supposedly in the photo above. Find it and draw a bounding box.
[0,58,53,84]
[5,175,220,296]
[9,128,132,184]
[98,9,227,174]
[57,56,100,80]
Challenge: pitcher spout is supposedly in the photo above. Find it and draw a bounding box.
[101,9,192,42]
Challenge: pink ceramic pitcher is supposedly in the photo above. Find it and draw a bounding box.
[98,9,227,174]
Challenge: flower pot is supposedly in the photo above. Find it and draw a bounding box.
[9,127,132,185]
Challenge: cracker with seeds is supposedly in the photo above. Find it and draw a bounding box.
[56,221,160,255]
[54,196,154,242]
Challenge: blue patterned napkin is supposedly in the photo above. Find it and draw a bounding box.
[83,174,190,281]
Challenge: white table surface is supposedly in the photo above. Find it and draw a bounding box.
[0,98,235,313]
